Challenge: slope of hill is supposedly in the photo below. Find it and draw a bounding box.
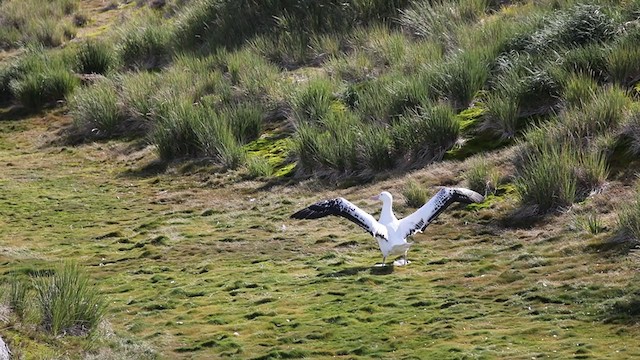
[1,0,640,359]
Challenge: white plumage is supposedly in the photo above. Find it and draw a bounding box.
[290,187,484,266]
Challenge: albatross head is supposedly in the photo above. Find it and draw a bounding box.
[371,191,393,203]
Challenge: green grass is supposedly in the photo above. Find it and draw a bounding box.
[10,55,78,108]
[32,262,107,336]
[515,138,608,213]
[2,107,640,359]
[69,78,124,138]
[74,39,117,75]
[464,155,500,196]
[5,0,640,358]
[0,0,79,49]
[617,185,640,244]
[402,179,428,208]
[117,11,173,70]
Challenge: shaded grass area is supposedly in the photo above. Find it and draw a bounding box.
[2,115,640,359]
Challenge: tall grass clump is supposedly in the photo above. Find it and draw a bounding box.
[0,0,79,49]
[292,110,359,176]
[403,180,428,208]
[32,262,106,336]
[344,74,405,121]
[391,103,460,166]
[8,278,30,320]
[563,73,598,108]
[197,109,247,169]
[152,100,209,160]
[511,3,616,54]
[564,85,629,139]
[606,28,640,87]
[561,43,609,81]
[9,50,78,108]
[246,156,275,179]
[617,186,640,244]
[121,71,159,122]
[68,79,125,138]
[358,125,394,173]
[516,131,608,213]
[464,156,500,196]
[431,50,490,109]
[221,102,264,144]
[151,101,247,168]
[175,0,407,54]
[292,77,337,123]
[117,12,173,70]
[219,48,279,96]
[75,39,117,75]
[483,94,521,140]
[399,0,487,49]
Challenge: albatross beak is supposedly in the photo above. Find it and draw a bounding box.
[371,194,380,201]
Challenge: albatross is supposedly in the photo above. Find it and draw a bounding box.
[290,187,484,266]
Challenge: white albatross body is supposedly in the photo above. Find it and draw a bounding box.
[290,187,484,266]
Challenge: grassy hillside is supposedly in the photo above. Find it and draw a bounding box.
[1,0,640,358]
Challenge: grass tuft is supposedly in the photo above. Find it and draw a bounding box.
[69,78,125,138]
[403,180,428,208]
[32,262,107,336]
[75,39,117,75]
[464,156,500,196]
[616,184,640,244]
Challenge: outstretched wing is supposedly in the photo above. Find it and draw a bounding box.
[398,187,484,238]
[290,197,385,239]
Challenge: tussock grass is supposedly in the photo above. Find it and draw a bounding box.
[221,48,279,96]
[399,0,487,49]
[516,132,608,213]
[607,28,640,87]
[120,71,159,122]
[151,100,248,168]
[292,77,337,124]
[32,262,106,336]
[432,49,490,110]
[246,156,275,179]
[464,156,500,196]
[74,39,117,75]
[222,102,264,144]
[292,110,359,176]
[563,73,598,108]
[574,213,605,235]
[8,48,78,108]
[117,12,173,70]
[564,85,629,139]
[391,103,460,166]
[620,106,640,156]
[344,74,405,121]
[509,3,616,55]
[561,43,609,81]
[358,125,394,173]
[0,0,79,49]
[617,186,640,244]
[8,278,30,320]
[68,78,125,138]
[151,100,209,160]
[403,180,428,208]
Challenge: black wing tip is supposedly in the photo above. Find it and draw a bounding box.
[290,198,341,219]
[445,187,485,204]
[290,208,320,219]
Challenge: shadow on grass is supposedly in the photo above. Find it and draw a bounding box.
[319,265,394,277]
[500,204,549,229]
[604,290,640,325]
[121,159,169,178]
[586,232,637,257]
[0,104,42,121]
